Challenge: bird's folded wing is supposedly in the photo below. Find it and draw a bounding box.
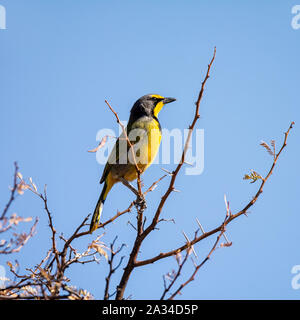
[99,122,147,184]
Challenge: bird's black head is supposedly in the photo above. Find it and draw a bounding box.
[129,94,176,121]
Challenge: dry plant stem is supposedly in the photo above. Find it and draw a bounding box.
[104,100,147,238]
[103,202,135,227]
[145,47,216,234]
[104,236,126,300]
[135,121,295,268]
[60,215,91,268]
[0,218,38,254]
[59,201,135,245]
[1,162,19,220]
[1,165,136,299]
[42,187,60,270]
[104,99,147,237]
[119,178,140,196]
[115,48,217,300]
[160,248,192,300]
[1,49,292,300]
[99,202,135,229]
[1,185,97,299]
[144,174,168,196]
[168,212,231,300]
[104,99,143,196]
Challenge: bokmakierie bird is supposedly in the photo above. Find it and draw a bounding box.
[90,94,176,233]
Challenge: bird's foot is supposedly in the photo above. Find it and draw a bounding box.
[135,194,147,211]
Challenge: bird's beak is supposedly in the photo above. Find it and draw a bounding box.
[163,97,176,104]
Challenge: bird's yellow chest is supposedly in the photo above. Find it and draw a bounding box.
[124,118,161,180]
[143,119,162,167]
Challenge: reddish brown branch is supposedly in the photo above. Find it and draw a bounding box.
[1,162,19,220]
[115,48,217,300]
[134,121,294,268]
[144,174,168,196]
[0,217,39,255]
[145,47,216,235]
[104,236,126,300]
[168,213,230,299]
[104,99,143,196]
[160,247,192,300]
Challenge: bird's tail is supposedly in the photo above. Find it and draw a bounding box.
[89,181,111,233]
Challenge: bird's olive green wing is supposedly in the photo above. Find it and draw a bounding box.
[99,136,119,184]
[99,120,146,184]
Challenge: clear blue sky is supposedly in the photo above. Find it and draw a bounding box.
[0,0,299,299]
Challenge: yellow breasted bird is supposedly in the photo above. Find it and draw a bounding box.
[89,94,176,233]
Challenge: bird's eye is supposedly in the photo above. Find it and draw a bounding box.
[153,97,162,102]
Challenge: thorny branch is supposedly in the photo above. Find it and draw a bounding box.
[104,99,143,196]
[0,169,131,300]
[1,162,19,220]
[0,47,294,300]
[0,163,39,255]
[104,236,126,300]
[134,121,294,298]
[133,121,295,268]
[115,47,217,300]
[160,247,192,300]
[111,47,293,299]
[167,209,232,299]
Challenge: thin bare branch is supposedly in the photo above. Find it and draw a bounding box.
[115,47,217,300]
[134,121,294,268]
[1,162,19,220]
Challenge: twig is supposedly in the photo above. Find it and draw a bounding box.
[1,162,19,219]
[115,48,217,300]
[104,236,126,300]
[144,174,167,196]
[168,215,229,300]
[160,248,191,300]
[104,100,143,196]
[134,121,295,268]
